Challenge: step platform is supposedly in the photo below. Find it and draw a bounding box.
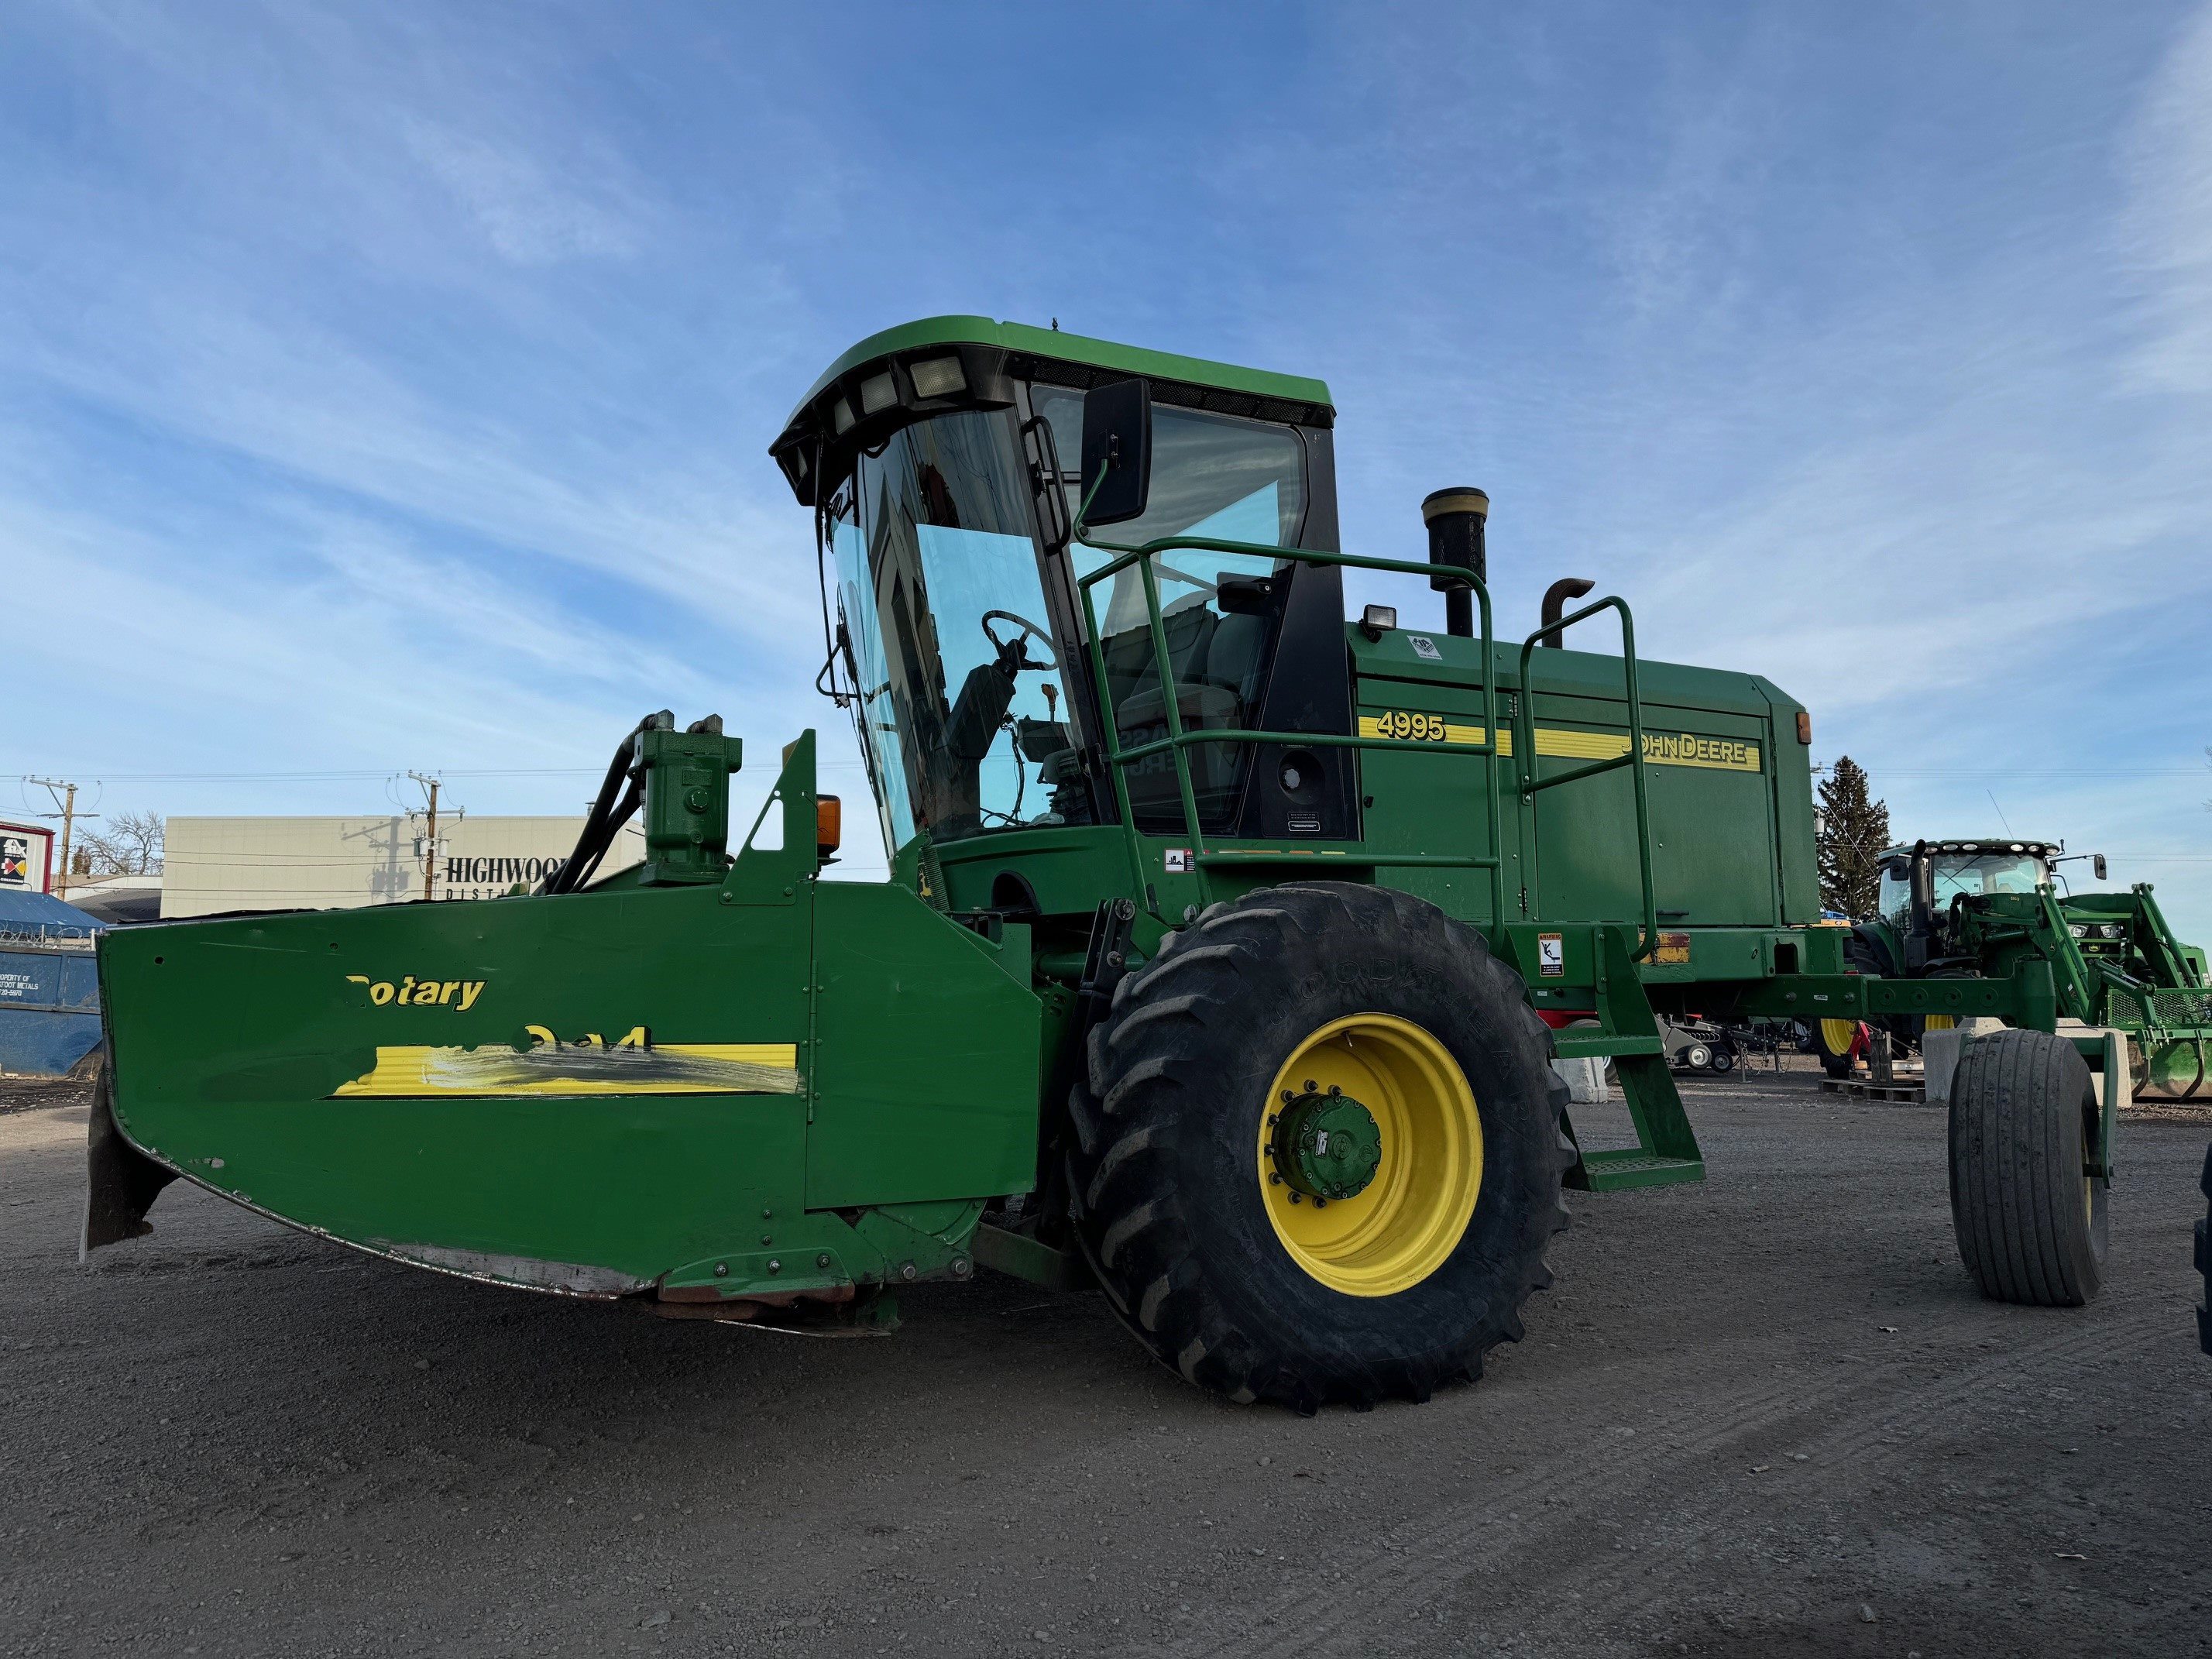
[1567,1149,1706,1191]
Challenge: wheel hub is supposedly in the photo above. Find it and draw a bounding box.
[1269,1087,1382,1202]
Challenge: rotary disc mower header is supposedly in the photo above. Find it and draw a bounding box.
[85,317,2124,1408]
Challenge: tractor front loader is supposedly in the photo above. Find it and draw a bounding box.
[1822,837,2212,1098]
[87,318,2128,1407]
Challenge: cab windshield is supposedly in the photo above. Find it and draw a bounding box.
[1880,852,2047,927]
[830,393,1317,856]
[832,409,1086,850]
[1032,387,1310,833]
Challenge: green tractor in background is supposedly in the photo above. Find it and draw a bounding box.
[1814,837,2212,1098]
[84,318,2125,1409]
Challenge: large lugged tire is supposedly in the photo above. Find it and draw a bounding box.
[1066,881,1573,1410]
[1949,1029,2107,1306]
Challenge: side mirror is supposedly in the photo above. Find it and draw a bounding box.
[1078,378,1152,526]
[2093,854,2108,882]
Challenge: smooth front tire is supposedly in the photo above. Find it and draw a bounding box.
[1066,881,1573,1410]
[1949,1029,2107,1306]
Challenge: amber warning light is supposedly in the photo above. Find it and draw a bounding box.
[816,795,842,860]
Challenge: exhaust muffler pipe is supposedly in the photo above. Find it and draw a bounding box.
[1538,577,1595,648]
[1423,486,1489,638]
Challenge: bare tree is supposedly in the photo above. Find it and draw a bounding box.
[77,809,164,875]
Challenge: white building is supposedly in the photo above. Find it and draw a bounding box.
[160,816,646,919]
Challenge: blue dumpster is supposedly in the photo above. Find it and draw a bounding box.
[0,891,104,1077]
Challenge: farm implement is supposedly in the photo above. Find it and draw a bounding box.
[87,318,2121,1407]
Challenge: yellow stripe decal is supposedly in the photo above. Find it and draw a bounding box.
[334,1042,802,1098]
[1356,716,1760,774]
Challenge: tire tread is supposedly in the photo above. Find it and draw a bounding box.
[1066,881,1574,1409]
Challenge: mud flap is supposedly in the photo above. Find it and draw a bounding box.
[81,1066,177,1261]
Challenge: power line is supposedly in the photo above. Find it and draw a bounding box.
[21,776,96,899]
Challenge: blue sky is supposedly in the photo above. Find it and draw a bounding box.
[4,3,2209,930]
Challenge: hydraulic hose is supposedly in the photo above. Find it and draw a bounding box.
[540,713,665,895]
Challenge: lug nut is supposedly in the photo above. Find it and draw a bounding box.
[1269,1173,1283,1185]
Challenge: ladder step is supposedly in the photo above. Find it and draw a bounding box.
[1569,1151,1705,1192]
[1551,1034,1664,1060]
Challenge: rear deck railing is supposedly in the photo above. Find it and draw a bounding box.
[1071,524,1505,923]
[1070,520,1655,959]
[1515,596,1657,961]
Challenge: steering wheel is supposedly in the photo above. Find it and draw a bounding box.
[981,609,1060,671]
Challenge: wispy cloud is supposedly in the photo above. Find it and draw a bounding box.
[2120,4,2212,393]
[400,116,641,266]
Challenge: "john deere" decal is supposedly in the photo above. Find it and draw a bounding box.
[1357,714,1761,774]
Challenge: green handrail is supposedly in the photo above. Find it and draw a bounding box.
[1070,514,1505,924]
[1515,596,1657,962]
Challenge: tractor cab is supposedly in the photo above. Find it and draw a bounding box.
[771,318,1359,891]
[1869,838,2104,972]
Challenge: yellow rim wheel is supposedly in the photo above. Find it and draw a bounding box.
[1255,1013,1482,1297]
[1924,1014,1956,1033]
[1819,1018,1858,1056]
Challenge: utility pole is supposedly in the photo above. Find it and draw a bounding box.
[408,771,442,902]
[24,777,94,900]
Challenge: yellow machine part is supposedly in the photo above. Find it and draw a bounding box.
[1255,1014,1482,1297]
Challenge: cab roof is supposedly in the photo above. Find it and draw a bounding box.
[771,316,1334,506]
[1881,840,2060,860]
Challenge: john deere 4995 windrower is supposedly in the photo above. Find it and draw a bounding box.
[85,319,2124,1408]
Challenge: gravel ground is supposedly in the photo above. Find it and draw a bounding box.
[2,1069,2207,1657]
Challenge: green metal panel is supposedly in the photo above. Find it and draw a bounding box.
[1338,672,1506,925]
[933,826,1145,920]
[805,881,1042,1211]
[1525,695,1778,929]
[1347,633,1788,933]
[1753,678,1820,924]
[100,881,816,1287]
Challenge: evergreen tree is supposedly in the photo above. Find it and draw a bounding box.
[1816,755,1889,918]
